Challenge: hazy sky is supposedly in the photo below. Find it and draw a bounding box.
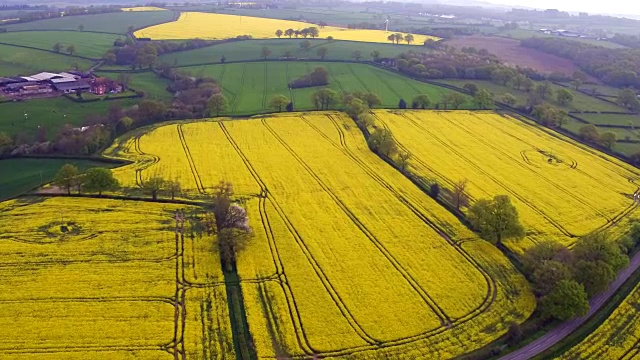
[483,0,640,16]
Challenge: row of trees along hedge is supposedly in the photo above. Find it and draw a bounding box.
[53,165,119,196]
[521,228,640,321]
[12,5,122,23]
[520,37,640,88]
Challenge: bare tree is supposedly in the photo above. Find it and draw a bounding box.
[453,179,469,210]
[397,151,412,172]
[211,181,252,271]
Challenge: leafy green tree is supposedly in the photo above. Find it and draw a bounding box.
[600,131,617,149]
[66,45,76,56]
[269,94,290,112]
[617,88,640,111]
[573,232,629,273]
[579,124,600,143]
[463,83,479,95]
[368,128,397,157]
[351,50,362,61]
[556,88,574,106]
[540,280,589,321]
[501,93,517,107]
[78,24,84,31]
[208,93,229,116]
[53,164,79,195]
[310,89,339,110]
[387,34,395,44]
[393,33,404,44]
[286,101,294,112]
[370,50,380,61]
[398,98,407,109]
[275,29,283,38]
[284,29,294,38]
[316,47,328,59]
[522,240,569,274]
[344,97,368,119]
[141,175,165,200]
[53,42,63,53]
[535,81,554,100]
[82,168,119,196]
[467,195,525,244]
[411,94,431,109]
[404,34,414,44]
[532,260,572,296]
[573,260,615,297]
[308,27,319,38]
[445,92,466,109]
[473,89,494,110]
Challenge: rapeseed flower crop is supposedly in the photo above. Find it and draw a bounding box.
[108,112,533,358]
[134,12,439,45]
[0,197,234,359]
[375,110,640,253]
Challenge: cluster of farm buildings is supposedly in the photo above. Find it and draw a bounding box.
[0,71,122,99]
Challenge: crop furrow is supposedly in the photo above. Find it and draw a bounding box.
[317,114,496,323]
[176,124,206,194]
[262,118,451,327]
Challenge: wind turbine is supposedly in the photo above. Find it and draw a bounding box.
[384,18,389,32]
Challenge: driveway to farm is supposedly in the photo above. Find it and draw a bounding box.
[499,250,640,360]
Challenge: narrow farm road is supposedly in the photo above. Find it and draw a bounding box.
[499,250,640,360]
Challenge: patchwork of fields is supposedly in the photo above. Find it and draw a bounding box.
[159,38,421,65]
[2,11,176,34]
[105,112,534,358]
[374,110,640,252]
[0,43,92,76]
[0,197,235,359]
[181,62,461,115]
[0,31,119,58]
[134,12,438,44]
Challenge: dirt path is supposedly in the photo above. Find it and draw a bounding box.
[499,250,640,360]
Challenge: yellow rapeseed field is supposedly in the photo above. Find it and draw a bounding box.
[108,112,534,358]
[0,197,235,359]
[558,281,640,359]
[374,110,640,253]
[122,6,166,11]
[134,12,438,44]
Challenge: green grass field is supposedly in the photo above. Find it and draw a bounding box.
[2,11,176,34]
[440,79,627,113]
[0,97,138,138]
[96,71,172,101]
[158,39,425,66]
[0,31,118,58]
[0,158,117,201]
[0,43,93,76]
[182,61,465,115]
[575,113,640,127]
